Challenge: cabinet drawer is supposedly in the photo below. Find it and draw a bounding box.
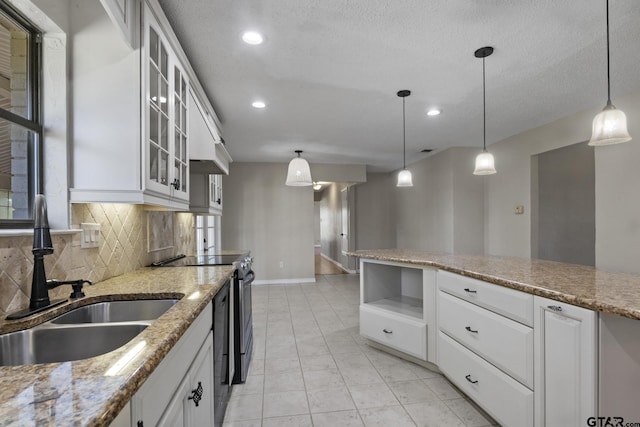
[438,332,533,427]
[439,292,534,388]
[360,306,427,360]
[438,270,533,326]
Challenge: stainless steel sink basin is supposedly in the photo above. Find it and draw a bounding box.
[51,299,179,324]
[0,323,148,366]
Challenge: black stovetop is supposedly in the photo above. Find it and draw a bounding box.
[151,253,244,267]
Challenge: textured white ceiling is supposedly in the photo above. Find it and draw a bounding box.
[158,0,640,172]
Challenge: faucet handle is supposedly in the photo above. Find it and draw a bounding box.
[47,279,93,298]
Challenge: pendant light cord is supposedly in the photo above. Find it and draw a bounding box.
[482,56,487,151]
[402,96,406,169]
[606,0,611,103]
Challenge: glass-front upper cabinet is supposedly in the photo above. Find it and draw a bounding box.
[173,65,188,195]
[210,174,222,212]
[144,5,188,202]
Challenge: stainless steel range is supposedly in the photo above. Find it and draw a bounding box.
[151,251,255,423]
[232,255,254,384]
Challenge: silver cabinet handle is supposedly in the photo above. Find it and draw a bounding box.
[382,329,393,334]
[547,305,563,312]
[463,288,477,294]
[465,326,478,333]
[465,374,478,384]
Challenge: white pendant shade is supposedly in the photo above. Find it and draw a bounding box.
[286,156,312,186]
[397,169,413,187]
[588,105,632,146]
[473,151,497,175]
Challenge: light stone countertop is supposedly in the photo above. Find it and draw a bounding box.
[349,249,640,321]
[0,265,234,427]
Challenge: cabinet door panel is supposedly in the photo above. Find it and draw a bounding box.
[157,375,190,427]
[534,297,597,427]
[190,333,215,426]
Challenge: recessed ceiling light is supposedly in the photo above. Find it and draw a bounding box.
[427,109,441,116]
[242,31,263,45]
[252,101,266,109]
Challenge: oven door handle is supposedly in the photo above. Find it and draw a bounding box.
[244,271,255,284]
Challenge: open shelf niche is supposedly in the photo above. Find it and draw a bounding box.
[361,260,425,320]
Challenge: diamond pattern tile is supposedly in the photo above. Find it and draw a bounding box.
[0,203,195,316]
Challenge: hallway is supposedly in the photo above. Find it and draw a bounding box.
[314,255,346,275]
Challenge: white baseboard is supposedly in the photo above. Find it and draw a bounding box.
[252,277,317,285]
[320,253,357,274]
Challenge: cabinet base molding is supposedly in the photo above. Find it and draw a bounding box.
[365,340,440,372]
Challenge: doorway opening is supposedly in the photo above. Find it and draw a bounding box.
[531,142,595,266]
[314,182,357,275]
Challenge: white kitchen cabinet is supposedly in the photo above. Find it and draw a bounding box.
[69,0,203,210]
[438,331,534,427]
[359,259,437,362]
[533,296,597,427]
[189,174,223,215]
[143,2,189,202]
[438,270,534,326]
[213,175,223,211]
[439,291,534,388]
[437,271,534,425]
[130,302,213,426]
[157,333,214,426]
[187,88,230,214]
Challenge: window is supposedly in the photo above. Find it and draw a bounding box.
[196,215,217,253]
[0,3,41,227]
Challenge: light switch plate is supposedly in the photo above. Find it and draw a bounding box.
[80,223,101,248]
[514,205,525,215]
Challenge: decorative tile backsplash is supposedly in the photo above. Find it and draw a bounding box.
[0,204,195,318]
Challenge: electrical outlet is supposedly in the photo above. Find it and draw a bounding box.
[514,205,525,215]
[279,261,284,268]
[80,223,100,248]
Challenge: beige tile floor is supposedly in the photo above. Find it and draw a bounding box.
[223,274,497,427]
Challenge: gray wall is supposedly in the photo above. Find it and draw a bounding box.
[351,148,483,255]
[533,142,595,266]
[221,162,315,282]
[595,92,640,273]
[452,148,486,255]
[396,149,454,252]
[353,173,396,250]
[485,90,640,274]
[394,148,484,254]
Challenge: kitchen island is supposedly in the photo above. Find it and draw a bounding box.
[0,265,234,426]
[349,249,640,427]
[349,249,640,320]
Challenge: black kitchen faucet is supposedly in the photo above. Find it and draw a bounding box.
[6,195,92,320]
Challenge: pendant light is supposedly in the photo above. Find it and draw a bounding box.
[396,90,413,187]
[285,150,313,186]
[473,46,497,175]
[588,0,631,146]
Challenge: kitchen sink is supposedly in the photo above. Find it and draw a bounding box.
[51,299,179,324]
[0,323,149,366]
